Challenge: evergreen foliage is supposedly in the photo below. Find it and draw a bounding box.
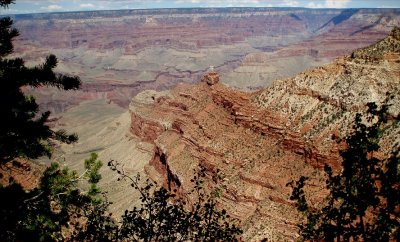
[0,0,14,8]
[0,0,81,163]
[288,101,400,241]
[0,153,110,241]
[109,161,243,241]
[1,0,397,240]
[0,158,242,241]
[0,1,242,241]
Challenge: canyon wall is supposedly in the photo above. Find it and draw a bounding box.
[13,8,399,240]
[127,29,400,240]
[11,8,400,113]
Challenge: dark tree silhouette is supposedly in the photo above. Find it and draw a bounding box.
[0,3,242,241]
[0,0,81,163]
[288,101,399,241]
[109,161,243,241]
[0,153,113,241]
[0,2,115,240]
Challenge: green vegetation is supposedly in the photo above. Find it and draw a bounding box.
[1,155,242,241]
[0,154,112,241]
[0,2,112,241]
[351,26,400,61]
[0,0,81,163]
[0,153,112,241]
[0,1,242,240]
[2,0,398,241]
[288,101,399,241]
[110,163,242,241]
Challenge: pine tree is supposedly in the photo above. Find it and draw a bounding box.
[109,162,243,241]
[0,0,81,163]
[288,101,399,241]
[0,2,116,240]
[0,2,242,241]
[0,153,116,241]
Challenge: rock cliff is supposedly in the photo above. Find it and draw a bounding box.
[127,28,400,240]
[13,8,400,114]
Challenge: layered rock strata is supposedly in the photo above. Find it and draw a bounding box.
[13,8,400,113]
[128,28,400,240]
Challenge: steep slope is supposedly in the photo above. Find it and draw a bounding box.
[254,27,400,155]
[13,8,399,113]
[127,28,400,240]
[223,9,400,89]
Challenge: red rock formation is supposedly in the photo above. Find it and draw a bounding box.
[202,72,220,86]
[128,30,400,240]
[0,158,42,190]
[12,8,400,114]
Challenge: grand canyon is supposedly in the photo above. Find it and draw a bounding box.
[12,8,400,110]
[5,7,400,241]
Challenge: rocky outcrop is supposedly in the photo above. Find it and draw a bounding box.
[202,72,220,86]
[351,26,400,60]
[13,8,400,114]
[128,30,400,240]
[128,79,333,240]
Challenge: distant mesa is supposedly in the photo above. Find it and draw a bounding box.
[145,17,158,26]
[12,8,400,112]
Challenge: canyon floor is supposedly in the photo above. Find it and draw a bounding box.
[14,8,399,111]
[49,27,400,241]
[12,8,400,241]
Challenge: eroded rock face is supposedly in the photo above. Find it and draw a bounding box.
[128,31,400,240]
[12,8,400,113]
[202,72,220,86]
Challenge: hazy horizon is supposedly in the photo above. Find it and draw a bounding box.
[2,0,399,15]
